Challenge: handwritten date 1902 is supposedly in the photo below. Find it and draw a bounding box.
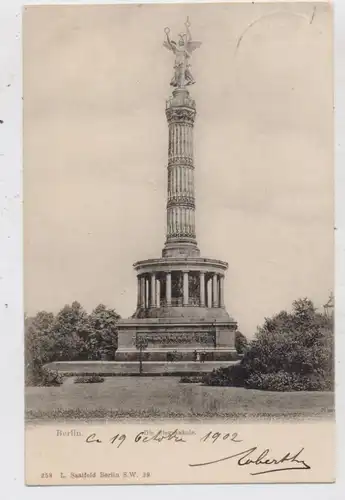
[200,431,242,444]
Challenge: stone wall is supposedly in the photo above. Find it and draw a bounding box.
[45,360,240,376]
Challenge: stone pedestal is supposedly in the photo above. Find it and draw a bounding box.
[117,297,238,363]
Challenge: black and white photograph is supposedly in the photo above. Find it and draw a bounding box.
[23,2,334,485]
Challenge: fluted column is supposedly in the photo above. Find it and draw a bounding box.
[140,276,145,308]
[156,279,160,308]
[205,277,209,308]
[150,274,156,308]
[183,272,189,306]
[137,276,141,307]
[199,272,205,307]
[219,275,225,308]
[166,272,172,306]
[205,277,210,308]
[212,274,218,308]
[145,278,149,309]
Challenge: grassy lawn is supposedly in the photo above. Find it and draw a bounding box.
[25,376,334,421]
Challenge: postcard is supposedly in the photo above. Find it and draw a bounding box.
[24,1,334,485]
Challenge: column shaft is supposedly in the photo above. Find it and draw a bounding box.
[137,276,141,307]
[219,275,225,308]
[146,278,149,309]
[140,276,145,308]
[166,273,172,306]
[199,272,205,307]
[165,96,197,248]
[150,274,156,308]
[156,279,160,308]
[183,272,189,306]
[212,274,218,308]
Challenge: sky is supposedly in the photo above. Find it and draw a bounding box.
[23,2,333,337]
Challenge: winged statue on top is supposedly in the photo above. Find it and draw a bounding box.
[163,17,202,88]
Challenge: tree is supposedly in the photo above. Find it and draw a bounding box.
[25,311,56,385]
[25,301,122,385]
[53,301,90,360]
[242,298,334,391]
[87,304,120,360]
[204,296,334,391]
[235,330,248,354]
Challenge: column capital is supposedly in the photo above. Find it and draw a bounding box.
[166,106,196,125]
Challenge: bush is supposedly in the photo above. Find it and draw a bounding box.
[167,351,179,362]
[40,369,63,387]
[245,370,332,392]
[74,375,105,384]
[203,363,248,387]
[179,375,202,384]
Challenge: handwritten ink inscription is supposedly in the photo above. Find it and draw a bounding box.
[189,446,310,476]
[200,431,242,444]
[85,429,186,446]
[83,428,311,476]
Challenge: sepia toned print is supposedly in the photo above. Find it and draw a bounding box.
[24,2,334,485]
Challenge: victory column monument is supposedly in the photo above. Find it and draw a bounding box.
[117,19,238,365]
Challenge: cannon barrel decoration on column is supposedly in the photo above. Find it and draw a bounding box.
[116,18,238,366]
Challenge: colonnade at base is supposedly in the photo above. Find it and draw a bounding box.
[137,270,225,309]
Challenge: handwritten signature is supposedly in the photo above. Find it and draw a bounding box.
[189,446,311,475]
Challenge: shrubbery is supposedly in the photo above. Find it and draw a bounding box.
[41,369,64,386]
[203,363,248,387]
[74,375,105,384]
[26,367,64,387]
[179,375,202,384]
[204,297,334,392]
[167,351,179,362]
[245,370,331,392]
